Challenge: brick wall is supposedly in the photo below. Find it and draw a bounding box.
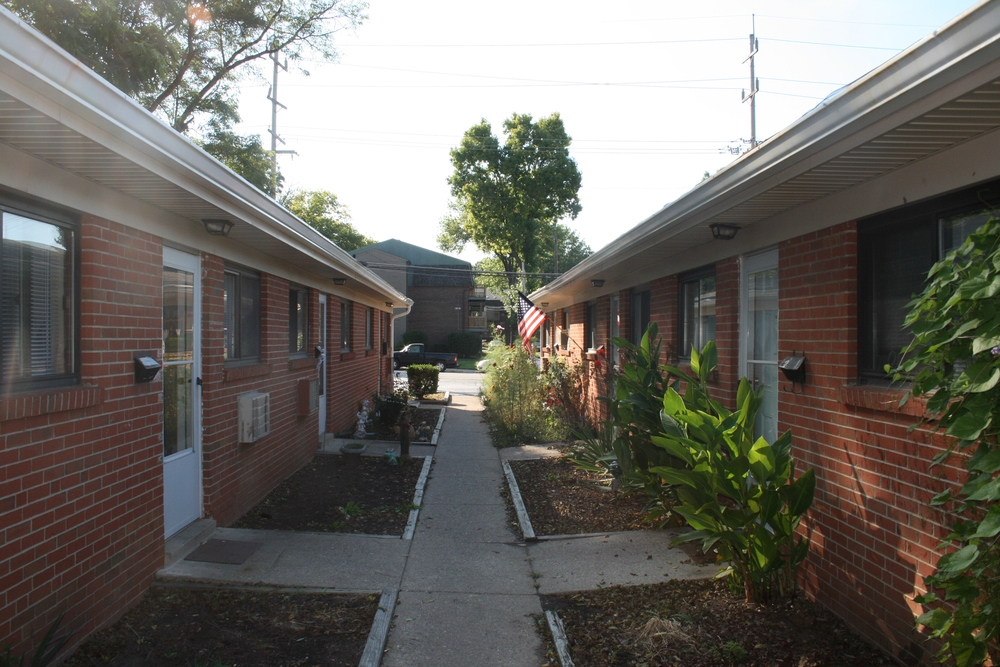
[327,299,385,436]
[0,216,163,656]
[540,224,953,662]
[406,285,470,348]
[778,222,952,662]
[199,262,323,527]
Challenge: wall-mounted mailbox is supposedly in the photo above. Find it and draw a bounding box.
[778,355,806,385]
[134,355,161,383]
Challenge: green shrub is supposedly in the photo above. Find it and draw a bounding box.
[889,217,1000,667]
[374,389,408,428]
[401,329,428,345]
[407,364,439,397]
[448,331,483,358]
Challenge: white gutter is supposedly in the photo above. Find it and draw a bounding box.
[532,0,1000,305]
[0,6,408,309]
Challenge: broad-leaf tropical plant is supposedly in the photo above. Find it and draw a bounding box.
[650,345,815,603]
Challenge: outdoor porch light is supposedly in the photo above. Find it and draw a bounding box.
[202,218,234,236]
[333,278,346,285]
[540,302,549,308]
[709,223,741,240]
[591,279,605,288]
[386,301,393,307]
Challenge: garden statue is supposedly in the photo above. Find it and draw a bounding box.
[354,399,370,439]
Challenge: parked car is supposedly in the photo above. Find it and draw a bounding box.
[392,343,458,371]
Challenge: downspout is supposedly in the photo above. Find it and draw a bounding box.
[385,300,413,392]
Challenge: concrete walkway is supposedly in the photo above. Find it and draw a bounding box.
[158,390,717,665]
[382,393,543,666]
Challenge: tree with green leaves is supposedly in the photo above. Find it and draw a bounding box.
[4,0,365,195]
[282,190,375,251]
[440,113,583,290]
[4,0,366,132]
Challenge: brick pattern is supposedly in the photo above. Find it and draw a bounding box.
[777,222,954,662]
[0,216,163,657]
[405,285,471,348]
[327,299,386,436]
[540,222,955,663]
[2,220,394,658]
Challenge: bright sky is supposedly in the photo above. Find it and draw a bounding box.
[234,0,979,264]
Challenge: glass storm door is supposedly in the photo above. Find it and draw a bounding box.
[162,248,201,538]
[741,249,779,443]
[318,294,327,439]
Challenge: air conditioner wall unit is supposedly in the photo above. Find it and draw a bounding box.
[238,391,270,443]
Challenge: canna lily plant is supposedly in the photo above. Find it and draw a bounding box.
[650,344,816,604]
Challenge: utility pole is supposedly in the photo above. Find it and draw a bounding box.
[267,48,297,197]
[741,15,760,148]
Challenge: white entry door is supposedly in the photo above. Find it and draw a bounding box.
[162,247,201,538]
[740,249,779,443]
[318,294,327,440]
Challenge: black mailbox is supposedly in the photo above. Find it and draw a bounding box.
[134,355,161,383]
[778,355,806,385]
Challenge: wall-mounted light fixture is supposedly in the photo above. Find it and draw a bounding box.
[709,223,740,240]
[591,279,605,288]
[540,302,549,308]
[333,278,346,286]
[386,301,394,308]
[202,219,234,236]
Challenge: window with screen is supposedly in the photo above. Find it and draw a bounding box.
[858,181,1000,381]
[365,307,373,350]
[224,265,261,362]
[631,288,650,345]
[289,285,308,356]
[585,302,597,351]
[1,204,77,391]
[340,300,352,351]
[678,267,716,360]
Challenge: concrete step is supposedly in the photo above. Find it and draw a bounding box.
[163,518,217,568]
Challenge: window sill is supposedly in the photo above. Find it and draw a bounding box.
[0,384,101,422]
[840,384,928,418]
[288,357,315,371]
[224,363,271,382]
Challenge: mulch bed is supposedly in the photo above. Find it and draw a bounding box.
[232,454,422,535]
[539,579,896,667]
[514,457,896,666]
[507,457,652,535]
[370,407,441,442]
[64,586,378,667]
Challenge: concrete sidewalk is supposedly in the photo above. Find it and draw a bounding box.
[381,394,543,666]
[158,392,718,666]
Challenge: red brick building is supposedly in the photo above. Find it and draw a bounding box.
[0,9,409,657]
[534,4,1000,663]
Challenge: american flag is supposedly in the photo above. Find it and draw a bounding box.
[517,291,546,349]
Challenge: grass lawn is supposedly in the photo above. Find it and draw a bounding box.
[456,355,484,371]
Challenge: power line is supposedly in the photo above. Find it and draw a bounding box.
[764,37,906,51]
[337,37,746,48]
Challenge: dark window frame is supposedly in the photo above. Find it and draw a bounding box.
[223,264,261,364]
[365,306,373,350]
[630,287,651,345]
[585,302,597,351]
[858,180,1000,382]
[340,299,352,352]
[288,284,309,357]
[677,265,717,361]
[0,196,80,393]
[560,308,569,350]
